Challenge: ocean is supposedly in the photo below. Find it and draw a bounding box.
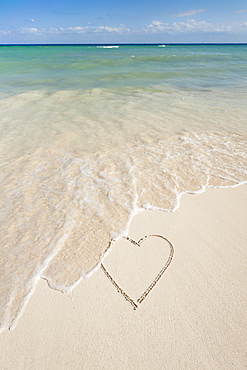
[0,44,247,331]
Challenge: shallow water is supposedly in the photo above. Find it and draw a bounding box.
[0,44,247,331]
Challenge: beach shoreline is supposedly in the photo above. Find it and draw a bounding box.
[1,44,247,339]
[1,185,246,369]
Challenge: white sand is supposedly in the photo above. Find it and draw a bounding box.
[0,186,246,369]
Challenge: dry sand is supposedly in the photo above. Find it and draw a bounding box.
[0,185,246,369]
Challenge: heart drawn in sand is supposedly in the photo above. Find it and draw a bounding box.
[101,235,174,309]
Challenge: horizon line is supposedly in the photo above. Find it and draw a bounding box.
[0,42,247,46]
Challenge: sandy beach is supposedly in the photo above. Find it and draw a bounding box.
[0,185,246,369]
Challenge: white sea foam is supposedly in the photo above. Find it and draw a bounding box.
[96,45,119,48]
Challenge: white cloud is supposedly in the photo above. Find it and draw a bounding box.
[145,19,247,33]
[65,27,87,33]
[1,25,130,36]
[235,9,247,14]
[25,18,35,23]
[177,9,206,17]
[19,27,39,34]
[31,24,129,35]
[47,25,130,34]
[0,30,10,35]
[1,20,247,39]
[94,26,129,34]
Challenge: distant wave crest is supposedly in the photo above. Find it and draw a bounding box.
[96,45,119,49]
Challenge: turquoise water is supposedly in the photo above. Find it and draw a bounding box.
[0,44,247,95]
[0,44,247,332]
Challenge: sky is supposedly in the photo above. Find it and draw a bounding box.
[0,0,247,43]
